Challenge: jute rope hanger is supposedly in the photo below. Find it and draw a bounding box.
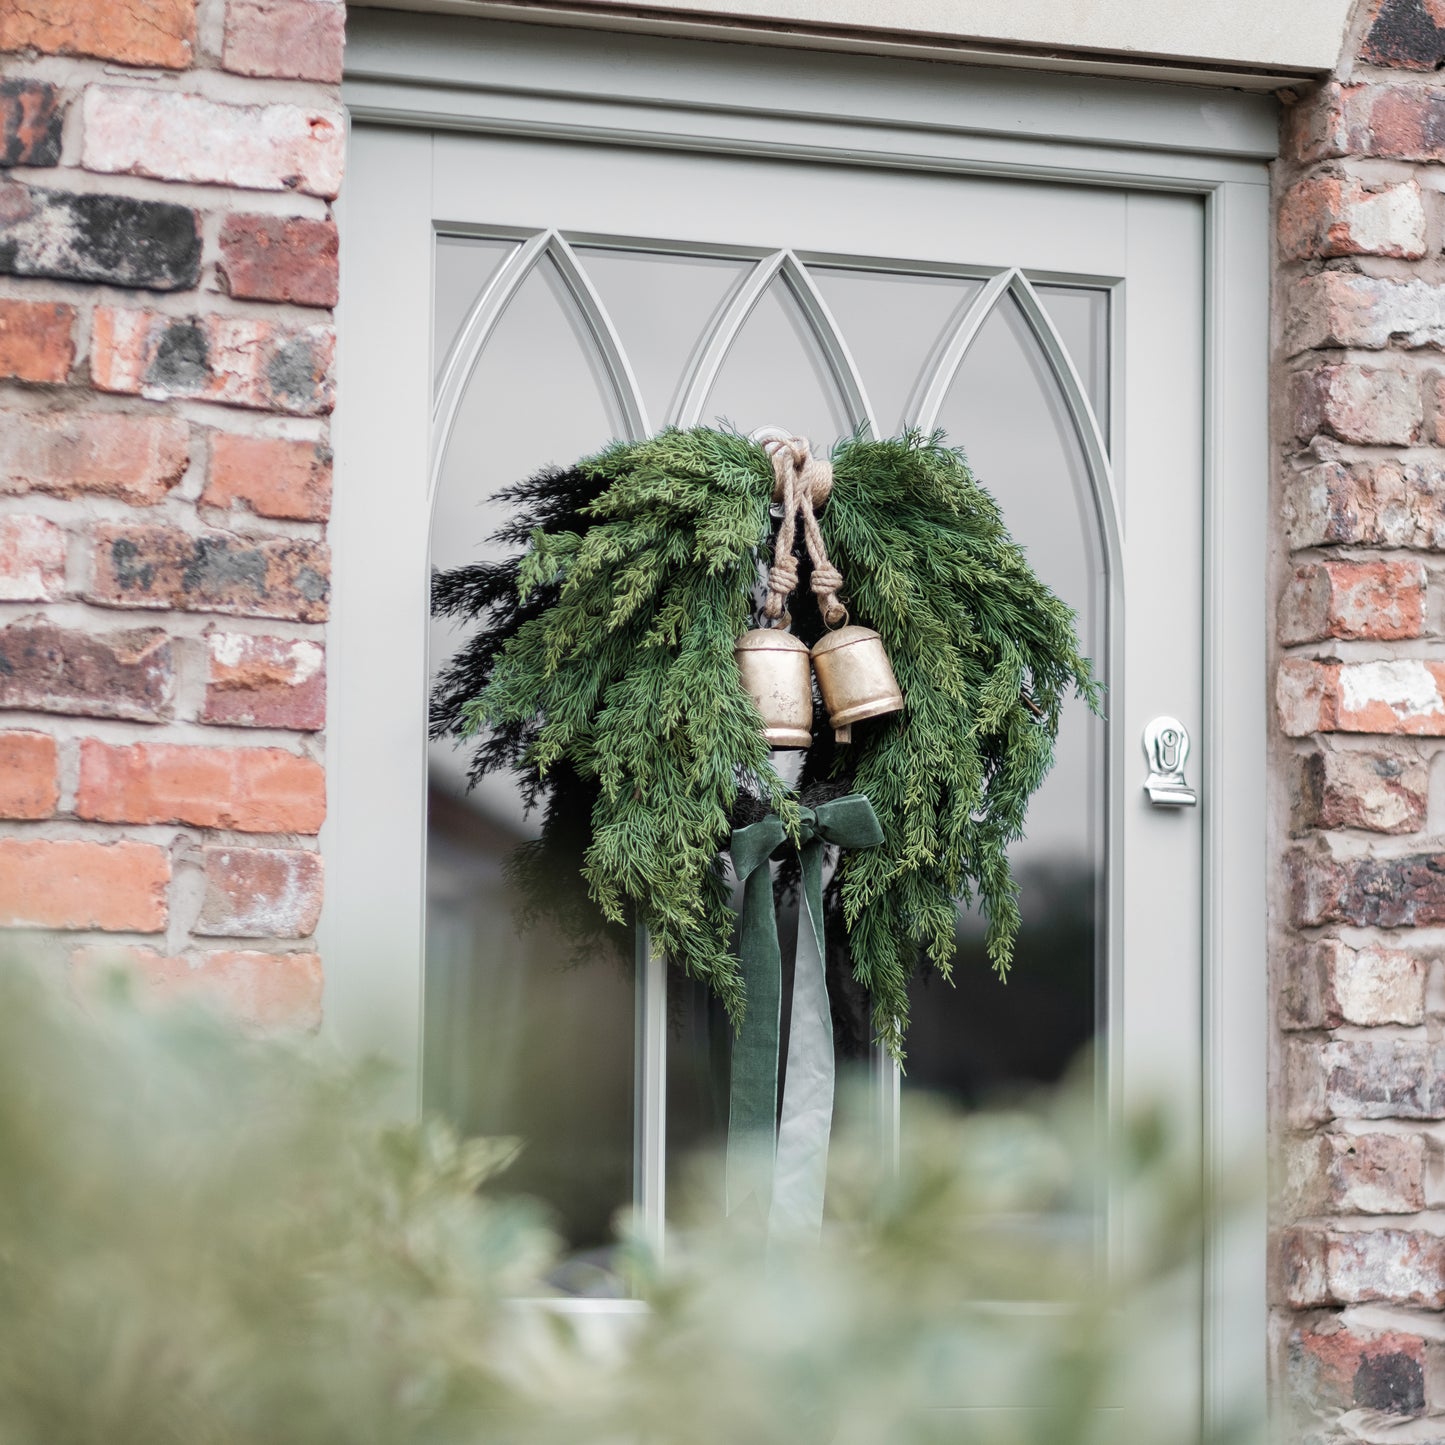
[749,425,1046,721]
[754,431,847,629]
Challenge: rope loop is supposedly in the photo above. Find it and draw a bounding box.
[760,435,847,629]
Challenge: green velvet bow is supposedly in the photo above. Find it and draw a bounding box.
[726,794,884,1237]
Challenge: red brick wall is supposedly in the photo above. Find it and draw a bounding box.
[1275,0,1445,1433]
[0,0,341,1029]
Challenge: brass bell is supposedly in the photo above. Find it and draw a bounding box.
[735,627,813,749]
[810,625,904,744]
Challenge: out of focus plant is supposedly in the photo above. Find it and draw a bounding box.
[0,960,1254,1445]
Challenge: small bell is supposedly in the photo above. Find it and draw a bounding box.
[735,628,813,749]
[810,625,904,744]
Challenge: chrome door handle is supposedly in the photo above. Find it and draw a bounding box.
[1143,716,1197,807]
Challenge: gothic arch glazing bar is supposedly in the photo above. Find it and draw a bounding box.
[780,253,878,438]
[674,250,785,427]
[1009,271,1119,561]
[431,229,551,485]
[549,234,652,442]
[913,267,1015,435]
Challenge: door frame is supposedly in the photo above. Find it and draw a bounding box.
[331,13,1271,1432]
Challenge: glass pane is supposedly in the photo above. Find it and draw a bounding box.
[701,276,850,446]
[427,252,635,1296]
[575,247,751,427]
[909,292,1106,1118]
[808,266,983,435]
[1034,283,1110,443]
[433,234,517,383]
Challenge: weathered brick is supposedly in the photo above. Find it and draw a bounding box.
[1330,1133,1426,1215]
[92,307,334,416]
[1338,84,1445,161]
[1288,1035,1444,1121]
[1279,560,1424,644]
[0,516,66,602]
[88,524,329,622]
[223,0,345,85]
[1278,174,1427,261]
[0,837,168,932]
[0,412,189,504]
[73,945,322,1031]
[1290,363,1421,446]
[1277,658,1445,737]
[1283,1226,1445,1308]
[0,181,200,292]
[202,633,324,730]
[1282,84,1348,166]
[218,213,338,308]
[1291,749,1428,835]
[0,730,58,819]
[197,845,322,936]
[81,86,343,199]
[1281,938,1426,1029]
[0,300,75,384]
[1291,1326,1426,1418]
[1288,847,1445,930]
[1280,1226,1329,1308]
[1282,459,1445,552]
[0,623,173,722]
[204,433,331,522]
[1362,0,1445,71]
[0,80,63,169]
[77,739,325,833]
[1284,272,1445,356]
[0,0,194,69]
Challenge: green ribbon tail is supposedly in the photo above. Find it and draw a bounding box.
[769,833,833,1240]
[725,818,786,1219]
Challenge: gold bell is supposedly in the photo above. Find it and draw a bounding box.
[810,625,904,744]
[735,627,813,749]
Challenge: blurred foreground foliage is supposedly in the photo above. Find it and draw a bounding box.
[0,962,1253,1445]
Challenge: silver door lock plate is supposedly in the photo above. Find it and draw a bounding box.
[1143,716,1197,807]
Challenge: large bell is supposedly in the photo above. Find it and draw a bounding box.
[735,627,813,749]
[810,624,904,743]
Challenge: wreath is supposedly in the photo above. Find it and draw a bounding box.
[430,427,1097,1060]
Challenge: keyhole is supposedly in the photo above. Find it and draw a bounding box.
[1159,730,1180,769]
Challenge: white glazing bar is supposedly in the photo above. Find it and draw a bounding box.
[912,268,1016,433]
[781,253,879,439]
[549,234,652,440]
[1009,273,1118,536]
[673,250,785,427]
[430,228,552,489]
[633,925,668,1256]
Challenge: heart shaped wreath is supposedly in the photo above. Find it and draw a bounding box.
[430,428,1097,1059]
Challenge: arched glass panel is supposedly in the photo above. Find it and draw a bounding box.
[700,276,850,442]
[807,267,983,435]
[427,249,635,1295]
[575,247,752,427]
[906,290,1107,1120]
[432,234,517,383]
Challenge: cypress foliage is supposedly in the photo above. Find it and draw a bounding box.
[431,428,1097,1055]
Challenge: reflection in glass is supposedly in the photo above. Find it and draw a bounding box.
[909,293,1106,1117]
[701,278,850,443]
[433,234,517,383]
[427,248,635,1294]
[809,267,983,435]
[426,231,1111,1247]
[1034,284,1110,443]
[577,247,751,427]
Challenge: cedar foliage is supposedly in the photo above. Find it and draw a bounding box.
[432,428,1097,1055]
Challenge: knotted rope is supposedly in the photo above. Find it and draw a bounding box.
[760,435,847,628]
